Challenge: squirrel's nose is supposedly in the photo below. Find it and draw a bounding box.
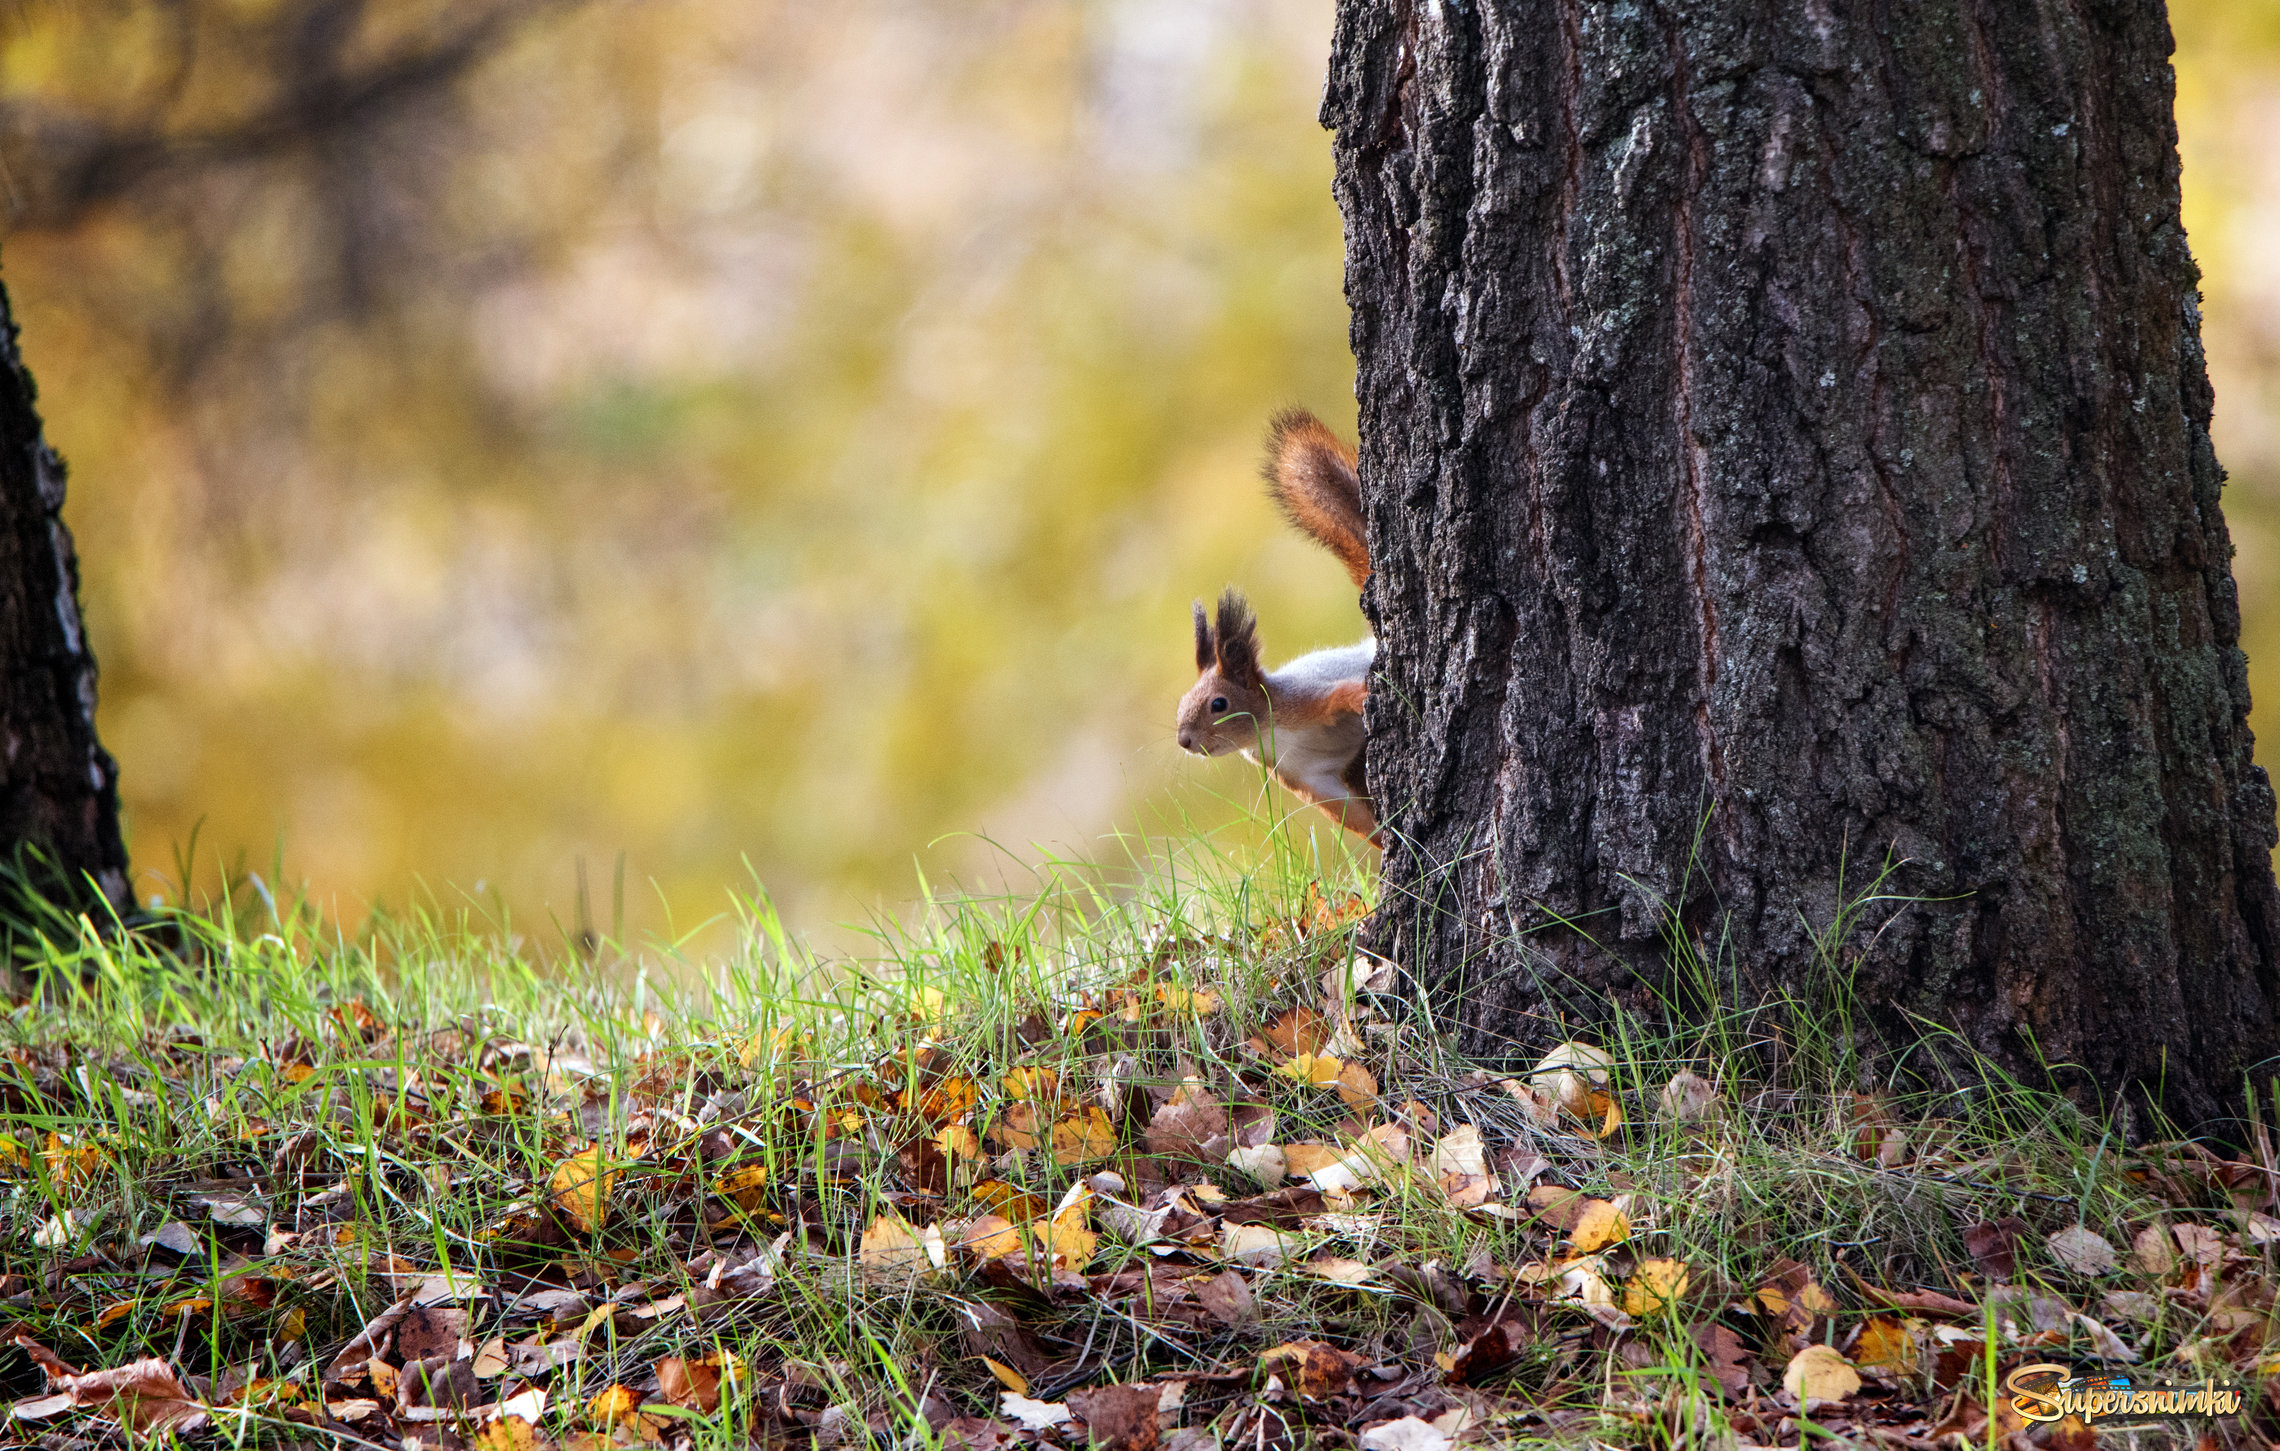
[1177,730,1197,753]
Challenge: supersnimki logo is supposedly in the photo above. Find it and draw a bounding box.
[2004,1364,2245,1425]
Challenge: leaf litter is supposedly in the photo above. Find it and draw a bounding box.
[0,891,2276,1451]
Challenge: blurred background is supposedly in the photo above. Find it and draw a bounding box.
[0,0,2272,950]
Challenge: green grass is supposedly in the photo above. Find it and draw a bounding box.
[0,813,2273,1450]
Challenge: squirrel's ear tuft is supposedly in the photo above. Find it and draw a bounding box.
[1213,588,1262,686]
[1193,600,1213,671]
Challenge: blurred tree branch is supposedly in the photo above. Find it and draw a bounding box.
[1,0,576,235]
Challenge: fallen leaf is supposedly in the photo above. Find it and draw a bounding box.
[655,1353,726,1412]
[1227,1141,1288,1185]
[1781,1344,1860,1407]
[1067,1383,1159,1451]
[1253,1006,1330,1059]
[1259,1340,1358,1400]
[2047,1225,2119,1276]
[859,1214,933,1277]
[1569,1199,1630,1253]
[1359,1418,1452,1451]
[1308,1255,1377,1286]
[1282,1052,1345,1088]
[550,1146,617,1236]
[1196,1269,1256,1326]
[1658,1071,1717,1122]
[1530,1041,1612,1116]
[1143,1083,1229,1162]
[1155,984,1221,1017]
[1051,1107,1119,1161]
[981,1357,1029,1395]
[1852,1316,1920,1373]
[9,1339,209,1435]
[1333,1059,1379,1109]
[2131,1224,2176,1275]
[1961,1216,2026,1280]
[587,1384,640,1428]
[1222,1222,1294,1268]
[1000,1393,1072,1431]
[1622,1257,1691,1318]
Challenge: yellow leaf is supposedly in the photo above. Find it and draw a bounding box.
[1781,1344,1860,1406]
[471,1417,539,1451]
[588,1385,640,1427]
[1333,1059,1379,1109]
[1622,1258,1692,1318]
[936,1124,983,1160]
[278,1307,306,1341]
[550,1145,617,1235]
[1033,1201,1097,1268]
[1001,1067,1059,1101]
[1049,1107,1119,1161]
[1852,1316,1920,1373]
[1155,984,1221,1017]
[94,1300,136,1328]
[1281,1143,1346,1178]
[916,1077,980,1122]
[1569,1199,1630,1254]
[1282,1053,1345,1087]
[717,1162,770,1211]
[980,1358,1030,1396]
[959,1214,1024,1261]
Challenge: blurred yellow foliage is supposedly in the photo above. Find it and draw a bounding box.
[0,0,2274,948]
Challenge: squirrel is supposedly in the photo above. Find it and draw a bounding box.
[1176,409,1379,844]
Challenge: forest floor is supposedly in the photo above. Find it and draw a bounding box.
[0,837,2273,1451]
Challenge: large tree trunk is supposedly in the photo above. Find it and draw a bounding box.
[1328,0,2280,1131]
[0,268,128,924]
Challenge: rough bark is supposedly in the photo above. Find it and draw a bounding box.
[1328,0,2280,1131]
[0,267,129,923]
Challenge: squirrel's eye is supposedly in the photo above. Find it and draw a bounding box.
[1210,697,1229,714]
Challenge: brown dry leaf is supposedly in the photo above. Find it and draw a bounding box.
[550,1145,617,1235]
[1259,1340,1359,1401]
[1068,1383,1160,1451]
[472,1337,510,1379]
[1569,1199,1630,1253]
[1622,1258,1691,1318]
[1050,1106,1119,1161]
[1253,1006,1330,1059]
[1309,1255,1378,1286]
[1853,1316,1922,1373]
[716,1162,770,1212]
[655,1355,724,1413]
[859,1214,932,1277]
[1781,1344,1860,1406]
[1196,1269,1256,1326]
[1960,1216,2027,1279]
[10,1338,210,1435]
[2047,1225,2119,1276]
[915,1077,981,1122]
[1526,1184,1589,1231]
[992,1102,1045,1151]
[1143,1083,1229,1161]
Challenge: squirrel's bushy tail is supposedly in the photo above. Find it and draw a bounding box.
[1264,409,1369,590]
